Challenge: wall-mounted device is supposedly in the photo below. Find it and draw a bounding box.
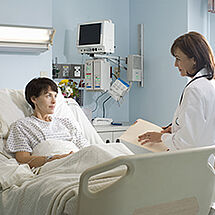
[52,63,84,79]
[62,65,70,77]
[127,54,143,82]
[109,78,130,102]
[76,20,114,54]
[85,59,111,91]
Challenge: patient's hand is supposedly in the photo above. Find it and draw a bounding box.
[15,151,74,168]
[138,132,162,144]
[52,151,73,161]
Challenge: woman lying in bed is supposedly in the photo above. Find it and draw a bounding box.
[5,77,90,168]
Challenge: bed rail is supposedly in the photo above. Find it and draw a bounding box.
[77,146,215,215]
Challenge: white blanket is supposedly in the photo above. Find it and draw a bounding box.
[0,155,34,190]
[32,139,80,156]
[1,143,133,215]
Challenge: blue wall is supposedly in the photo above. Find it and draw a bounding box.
[210,13,215,52]
[129,0,188,126]
[188,0,208,37]
[129,0,210,126]
[0,0,211,126]
[0,0,52,89]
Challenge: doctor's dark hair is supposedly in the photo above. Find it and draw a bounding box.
[171,31,215,79]
[25,77,58,109]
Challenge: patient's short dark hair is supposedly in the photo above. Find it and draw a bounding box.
[25,77,58,109]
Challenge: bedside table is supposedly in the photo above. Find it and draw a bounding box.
[94,123,130,143]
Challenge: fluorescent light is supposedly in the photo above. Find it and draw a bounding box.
[0,24,55,54]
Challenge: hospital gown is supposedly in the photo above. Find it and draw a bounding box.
[5,115,90,154]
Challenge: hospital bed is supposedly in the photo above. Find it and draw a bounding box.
[0,88,215,215]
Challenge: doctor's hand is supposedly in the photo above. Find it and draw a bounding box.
[161,126,172,134]
[138,132,162,145]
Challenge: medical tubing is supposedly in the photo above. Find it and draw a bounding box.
[108,58,127,71]
[92,91,108,113]
[102,96,112,118]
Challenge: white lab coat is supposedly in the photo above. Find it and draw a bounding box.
[161,68,215,150]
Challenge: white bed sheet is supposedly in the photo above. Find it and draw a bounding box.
[0,88,137,215]
[0,143,133,215]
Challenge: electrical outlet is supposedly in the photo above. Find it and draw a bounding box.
[40,71,49,77]
[74,66,81,77]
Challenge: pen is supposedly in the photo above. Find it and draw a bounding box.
[162,123,172,130]
[111,122,122,126]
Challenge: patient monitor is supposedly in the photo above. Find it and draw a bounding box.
[76,20,114,54]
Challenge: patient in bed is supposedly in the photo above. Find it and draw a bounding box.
[5,77,90,168]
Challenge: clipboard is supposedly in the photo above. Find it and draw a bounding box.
[119,119,168,152]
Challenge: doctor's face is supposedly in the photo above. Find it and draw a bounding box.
[31,87,57,115]
[174,48,196,77]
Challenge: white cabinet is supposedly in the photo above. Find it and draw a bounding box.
[94,124,129,143]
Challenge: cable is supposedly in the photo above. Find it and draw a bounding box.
[102,96,111,118]
[108,58,127,71]
[92,91,108,113]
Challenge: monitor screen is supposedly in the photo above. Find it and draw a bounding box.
[79,23,101,45]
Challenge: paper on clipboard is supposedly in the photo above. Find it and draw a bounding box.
[119,119,168,152]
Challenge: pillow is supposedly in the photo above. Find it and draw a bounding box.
[8,89,32,116]
[32,139,80,156]
[54,90,81,129]
[0,89,31,138]
[65,98,104,145]
[55,92,104,144]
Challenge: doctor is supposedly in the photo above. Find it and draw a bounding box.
[138,32,215,150]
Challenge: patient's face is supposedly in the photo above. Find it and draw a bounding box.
[31,87,57,115]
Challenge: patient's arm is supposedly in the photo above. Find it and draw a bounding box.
[15,151,73,168]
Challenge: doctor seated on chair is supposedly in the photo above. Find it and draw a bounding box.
[138,32,215,151]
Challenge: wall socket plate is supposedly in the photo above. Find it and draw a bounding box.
[40,71,49,77]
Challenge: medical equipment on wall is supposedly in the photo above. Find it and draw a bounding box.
[75,20,143,119]
[127,54,143,82]
[108,78,130,102]
[85,58,111,91]
[52,59,85,106]
[52,58,84,79]
[76,20,114,54]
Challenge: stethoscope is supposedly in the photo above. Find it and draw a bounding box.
[164,74,210,128]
